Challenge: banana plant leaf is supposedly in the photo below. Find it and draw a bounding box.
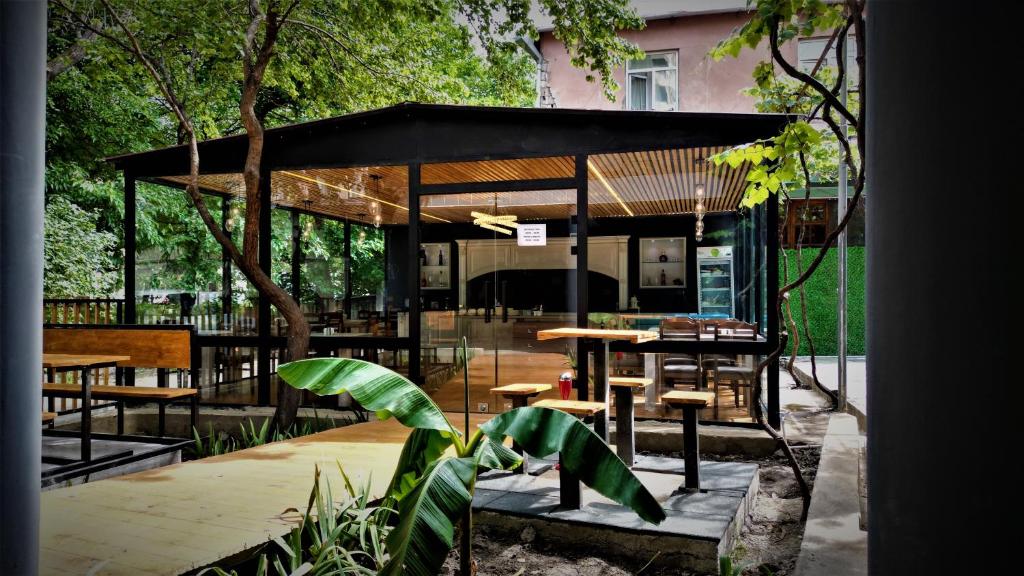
[277,358,456,436]
[380,456,477,576]
[387,427,455,503]
[473,436,523,471]
[481,407,666,525]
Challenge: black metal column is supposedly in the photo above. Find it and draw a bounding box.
[574,155,589,400]
[125,173,137,324]
[407,163,421,383]
[257,169,272,405]
[343,219,352,318]
[221,198,232,325]
[592,340,610,442]
[0,1,44,571]
[766,199,780,429]
[867,3,1010,572]
[124,173,137,386]
[290,210,301,302]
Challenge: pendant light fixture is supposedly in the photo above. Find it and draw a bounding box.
[694,183,706,242]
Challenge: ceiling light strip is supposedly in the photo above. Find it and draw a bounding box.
[279,170,452,223]
[586,159,635,217]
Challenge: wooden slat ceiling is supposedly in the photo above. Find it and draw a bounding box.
[156,146,750,226]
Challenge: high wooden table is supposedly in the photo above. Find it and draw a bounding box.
[491,384,552,474]
[42,353,130,462]
[536,328,657,443]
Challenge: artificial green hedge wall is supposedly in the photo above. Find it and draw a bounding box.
[780,246,865,356]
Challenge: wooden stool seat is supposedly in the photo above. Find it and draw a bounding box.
[42,412,57,427]
[662,391,715,491]
[609,376,654,389]
[490,383,552,396]
[533,399,605,416]
[662,390,715,408]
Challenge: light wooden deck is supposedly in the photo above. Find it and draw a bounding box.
[40,413,491,575]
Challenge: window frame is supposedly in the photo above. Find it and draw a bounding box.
[625,50,679,112]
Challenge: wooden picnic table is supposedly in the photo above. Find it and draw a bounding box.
[42,353,130,462]
[536,328,656,443]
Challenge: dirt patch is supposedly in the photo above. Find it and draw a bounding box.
[709,446,822,575]
[441,446,822,576]
[441,532,694,576]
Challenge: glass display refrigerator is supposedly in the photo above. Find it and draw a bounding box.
[697,246,735,318]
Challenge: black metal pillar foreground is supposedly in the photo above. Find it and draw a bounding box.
[406,163,421,383]
[867,2,1010,572]
[257,169,272,404]
[0,1,45,572]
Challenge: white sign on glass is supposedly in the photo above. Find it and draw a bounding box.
[517,224,547,246]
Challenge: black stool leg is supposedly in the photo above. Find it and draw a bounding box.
[682,405,701,491]
[117,401,124,435]
[558,451,581,509]
[158,402,166,437]
[190,396,198,433]
[614,386,635,466]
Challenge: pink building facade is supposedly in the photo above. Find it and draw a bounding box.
[537,10,801,113]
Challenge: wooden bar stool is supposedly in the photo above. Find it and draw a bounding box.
[609,377,653,466]
[533,399,606,509]
[490,384,552,474]
[662,391,715,491]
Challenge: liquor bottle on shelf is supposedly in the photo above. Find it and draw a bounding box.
[660,269,667,286]
[421,271,427,287]
[438,248,444,266]
[659,250,668,262]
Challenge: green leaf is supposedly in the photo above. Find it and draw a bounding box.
[387,427,455,504]
[474,436,524,471]
[278,358,456,436]
[380,456,477,576]
[726,153,745,169]
[480,407,666,525]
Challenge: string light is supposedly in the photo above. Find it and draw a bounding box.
[694,183,706,242]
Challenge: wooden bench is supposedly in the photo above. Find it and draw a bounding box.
[663,391,716,491]
[491,385,552,474]
[42,412,56,428]
[44,324,200,437]
[532,399,605,509]
[609,377,654,466]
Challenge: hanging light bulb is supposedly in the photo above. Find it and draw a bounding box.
[694,183,706,242]
[373,214,382,229]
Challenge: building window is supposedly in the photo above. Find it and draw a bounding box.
[626,51,678,111]
[798,36,858,84]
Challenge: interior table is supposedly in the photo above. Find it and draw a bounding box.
[536,328,657,442]
[42,353,130,462]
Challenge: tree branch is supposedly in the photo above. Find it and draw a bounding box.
[769,19,857,128]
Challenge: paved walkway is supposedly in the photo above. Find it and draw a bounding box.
[793,357,866,419]
[40,413,489,575]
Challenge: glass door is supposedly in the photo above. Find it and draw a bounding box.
[419,186,577,415]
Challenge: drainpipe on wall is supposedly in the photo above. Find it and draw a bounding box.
[517,36,544,108]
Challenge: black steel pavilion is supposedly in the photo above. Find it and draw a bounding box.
[109,102,787,428]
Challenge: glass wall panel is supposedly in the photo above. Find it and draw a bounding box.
[418,164,578,414]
